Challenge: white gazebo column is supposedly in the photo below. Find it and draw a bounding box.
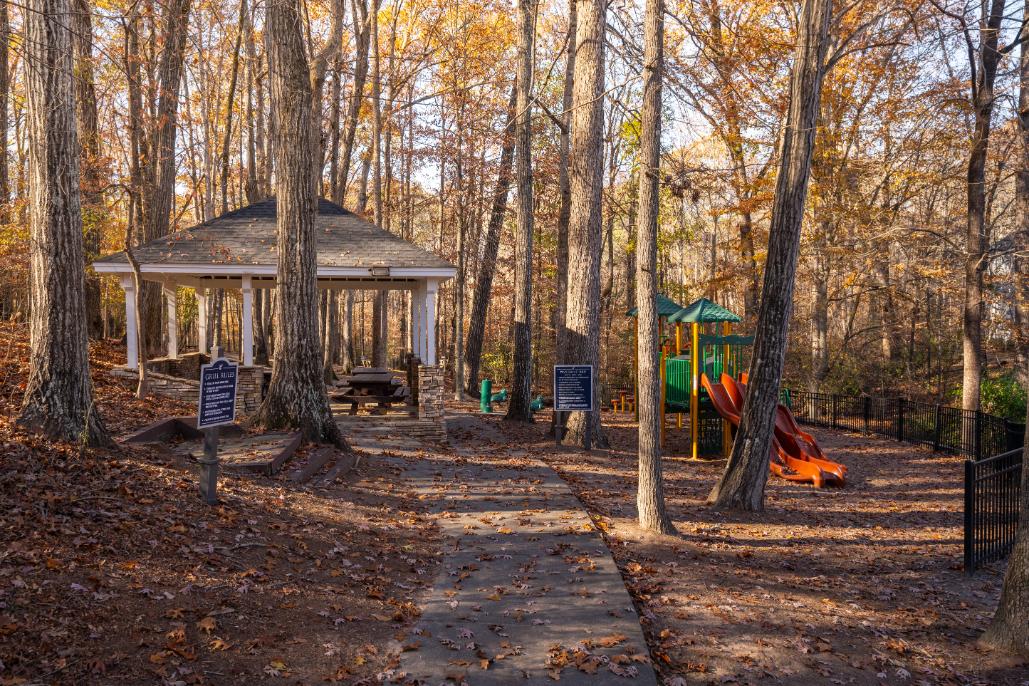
[196,288,209,355]
[163,282,178,358]
[241,275,254,366]
[120,275,138,370]
[424,279,438,365]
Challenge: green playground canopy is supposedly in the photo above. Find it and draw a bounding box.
[668,297,742,324]
[626,293,686,319]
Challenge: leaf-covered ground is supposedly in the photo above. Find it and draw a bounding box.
[451,404,1028,686]
[0,323,441,685]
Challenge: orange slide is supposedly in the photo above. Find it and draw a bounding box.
[702,374,845,488]
[722,374,846,485]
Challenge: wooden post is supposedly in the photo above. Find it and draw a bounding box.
[691,322,699,459]
[659,344,667,447]
[722,321,732,456]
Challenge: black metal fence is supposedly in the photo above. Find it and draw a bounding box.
[964,448,1023,573]
[783,389,1025,574]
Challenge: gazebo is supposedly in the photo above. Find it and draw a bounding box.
[93,198,456,370]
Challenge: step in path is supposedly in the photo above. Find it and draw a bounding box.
[388,438,657,684]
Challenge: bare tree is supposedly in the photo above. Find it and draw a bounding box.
[708,0,833,510]
[256,0,345,447]
[464,82,517,395]
[19,0,108,446]
[506,0,537,422]
[635,0,674,534]
[563,0,608,448]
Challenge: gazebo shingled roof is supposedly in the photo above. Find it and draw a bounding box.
[94,197,453,272]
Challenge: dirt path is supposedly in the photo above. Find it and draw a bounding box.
[388,415,657,684]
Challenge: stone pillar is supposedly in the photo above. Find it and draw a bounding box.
[236,365,264,415]
[241,275,254,366]
[164,283,178,358]
[418,365,445,422]
[197,288,209,355]
[121,275,138,370]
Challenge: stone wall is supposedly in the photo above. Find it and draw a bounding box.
[110,364,264,419]
[417,365,446,440]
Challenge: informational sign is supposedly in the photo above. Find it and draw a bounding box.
[553,365,594,412]
[197,357,239,429]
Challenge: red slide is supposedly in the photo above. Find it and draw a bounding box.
[721,374,846,485]
[701,374,832,487]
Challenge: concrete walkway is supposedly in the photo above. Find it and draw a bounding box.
[383,421,658,685]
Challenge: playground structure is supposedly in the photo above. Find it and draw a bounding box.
[626,295,846,487]
[628,296,752,459]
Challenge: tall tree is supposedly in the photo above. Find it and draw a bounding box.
[949,0,1010,412]
[980,4,1029,653]
[464,81,517,395]
[0,0,8,207]
[636,0,674,534]
[369,0,387,368]
[562,0,608,448]
[19,0,108,446]
[140,0,192,354]
[256,0,345,447]
[71,0,105,338]
[506,0,537,422]
[708,0,833,510]
[553,0,576,371]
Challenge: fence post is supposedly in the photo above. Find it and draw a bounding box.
[831,395,838,430]
[863,396,871,434]
[932,404,942,452]
[973,411,982,461]
[963,458,974,575]
[897,398,905,442]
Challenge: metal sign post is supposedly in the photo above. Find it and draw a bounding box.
[197,347,238,504]
[553,364,594,451]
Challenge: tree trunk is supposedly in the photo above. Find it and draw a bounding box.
[254,287,268,363]
[140,0,192,355]
[635,0,674,535]
[464,81,517,396]
[554,0,576,368]
[220,0,248,215]
[369,0,387,368]
[19,0,108,446]
[961,0,1006,413]
[562,0,608,448]
[708,0,832,511]
[341,291,355,371]
[256,0,345,447]
[323,289,339,381]
[71,0,105,339]
[0,0,8,207]
[334,0,371,204]
[810,220,829,390]
[506,0,537,422]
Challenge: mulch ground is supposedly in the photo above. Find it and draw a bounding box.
[456,404,1028,686]
[0,323,441,685]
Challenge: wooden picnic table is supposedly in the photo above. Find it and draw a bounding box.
[330,367,411,414]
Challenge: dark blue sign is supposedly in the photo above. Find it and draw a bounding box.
[553,365,594,412]
[198,358,239,428]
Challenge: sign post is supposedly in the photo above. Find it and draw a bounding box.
[197,347,238,504]
[553,364,594,451]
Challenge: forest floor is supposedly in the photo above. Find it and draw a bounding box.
[0,323,441,685]
[454,403,1028,686]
